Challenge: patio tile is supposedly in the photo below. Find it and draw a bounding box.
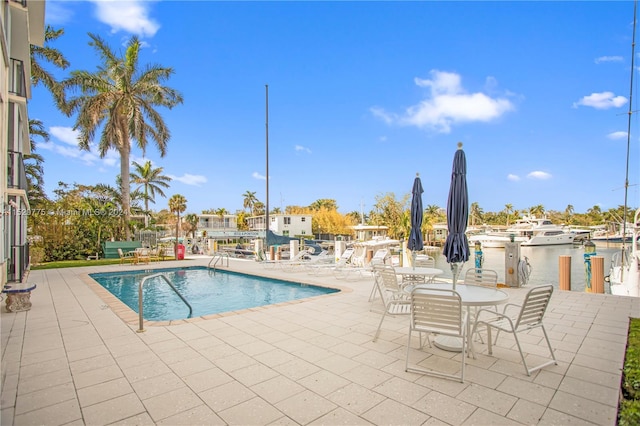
[463,407,523,425]
[77,377,134,407]
[414,390,476,424]
[199,380,256,412]
[219,396,284,425]
[548,390,618,425]
[309,407,373,425]
[275,389,337,424]
[496,376,556,406]
[298,369,350,396]
[251,374,306,404]
[362,398,430,425]
[506,398,547,425]
[130,372,186,400]
[182,367,234,393]
[168,355,216,378]
[156,404,225,425]
[230,361,280,387]
[327,383,386,415]
[72,364,124,389]
[14,382,76,415]
[82,393,146,425]
[13,398,82,426]
[558,376,620,407]
[373,376,430,406]
[17,368,72,395]
[140,387,203,422]
[273,356,320,380]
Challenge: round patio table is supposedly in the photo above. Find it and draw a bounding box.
[404,283,509,354]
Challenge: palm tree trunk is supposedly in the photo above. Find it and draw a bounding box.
[119,145,131,240]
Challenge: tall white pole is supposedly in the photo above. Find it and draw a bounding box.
[265,85,270,249]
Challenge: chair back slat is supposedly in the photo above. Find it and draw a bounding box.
[463,268,498,288]
[515,285,553,329]
[411,289,464,335]
[414,255,435,268]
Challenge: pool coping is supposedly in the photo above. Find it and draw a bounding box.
[80,262,352,329]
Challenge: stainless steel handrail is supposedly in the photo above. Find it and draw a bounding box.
[207,252,229,271]
[137,273,193,332]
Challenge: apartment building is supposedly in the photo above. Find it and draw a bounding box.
[1,0,45,283]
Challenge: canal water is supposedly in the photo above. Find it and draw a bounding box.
[425,242,624,292]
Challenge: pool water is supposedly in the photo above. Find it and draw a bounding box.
[90,267,339,321]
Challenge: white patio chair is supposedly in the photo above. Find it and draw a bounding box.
[405,287,468,383]
[462,267,499,342]
[307,247,354,276]
[371,264,411,341]
[404,255,436,284]
[471,284,557,376]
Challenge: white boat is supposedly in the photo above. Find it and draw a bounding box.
[608,208,640,297]
[468,216,575,248]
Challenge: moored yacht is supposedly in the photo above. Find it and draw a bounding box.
[468,216,575,248]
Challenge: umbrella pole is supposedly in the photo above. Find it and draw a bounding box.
[451,262,463,290]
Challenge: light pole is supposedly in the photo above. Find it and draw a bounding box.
[265,84,270,250]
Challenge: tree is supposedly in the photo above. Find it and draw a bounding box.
[31,25,69,109]
[504,203,513,226]
[25,120,48,206]
[243,191,258,215]
[130,160,172,228]
[371,192,409,240]
[309,199,338,211]
[182,213,198,238]
[63,33,183,239]
[470,202,484,226]
[168,194,187,258]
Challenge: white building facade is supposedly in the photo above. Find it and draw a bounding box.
[247,214,313,237]
[2,0,45,284]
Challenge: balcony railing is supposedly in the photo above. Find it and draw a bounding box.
[8,151,28,191]
[9,59,26,97]
[7,243,29,282]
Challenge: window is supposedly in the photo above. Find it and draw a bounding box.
[301,217,306,222]
[284,217,291,225]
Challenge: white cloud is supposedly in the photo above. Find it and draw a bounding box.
[49,126,80,146]
[607,131,628,140]
[371,70,514,133]
[294,145,312,154]
[527,171,552,180]
[167,174,207,186]
[573,92,627,109]
[507,174,520,181]
[595,56,623,64]
[90,0,160,38]
[252,172,266,180]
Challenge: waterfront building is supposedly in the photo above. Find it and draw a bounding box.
[1,0,46,283]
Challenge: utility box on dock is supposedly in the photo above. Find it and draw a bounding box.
[505,241,521,287]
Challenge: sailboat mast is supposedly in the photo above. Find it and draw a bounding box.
[622,1,637,270]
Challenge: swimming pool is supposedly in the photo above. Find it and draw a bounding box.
[89,267,340,321]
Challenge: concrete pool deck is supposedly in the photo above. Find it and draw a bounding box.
[1,256,638,425]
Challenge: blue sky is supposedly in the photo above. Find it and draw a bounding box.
[30,0,639,217]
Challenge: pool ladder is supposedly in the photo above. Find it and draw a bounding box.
[137,273,193,332]
[208,251,229,273]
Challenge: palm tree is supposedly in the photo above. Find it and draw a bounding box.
[31,25,69,109]
[504,203,513,226]
[168,194,187,259]
[182,213,198,238]
[25,120,48,205]
[63,33,183,239]
[470,202,484,226]
[243,191,258,215]
[130,160,172,228]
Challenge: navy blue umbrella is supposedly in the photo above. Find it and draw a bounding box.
[443,143,470,288]
[408,174,424,268]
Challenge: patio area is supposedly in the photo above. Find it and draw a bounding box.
[1,256,638,425]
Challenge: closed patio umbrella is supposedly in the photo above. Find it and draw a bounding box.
[408,173,424,269]
[443,142,470,289]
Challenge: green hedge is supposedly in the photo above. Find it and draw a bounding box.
[619,317,640,426]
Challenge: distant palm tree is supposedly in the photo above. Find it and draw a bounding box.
[243,191,258,215]
[169,194,187,259]
[504,203,513,226]
[63,33,183,239]
[182,213,198,238]
[31,25,69,109]
[130,160,172,228]
[470,202,484,226]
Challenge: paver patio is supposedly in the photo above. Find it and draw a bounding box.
[1,256,638,425]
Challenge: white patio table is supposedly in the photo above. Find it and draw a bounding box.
[393,267,443,283]
[404,283,509,355]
